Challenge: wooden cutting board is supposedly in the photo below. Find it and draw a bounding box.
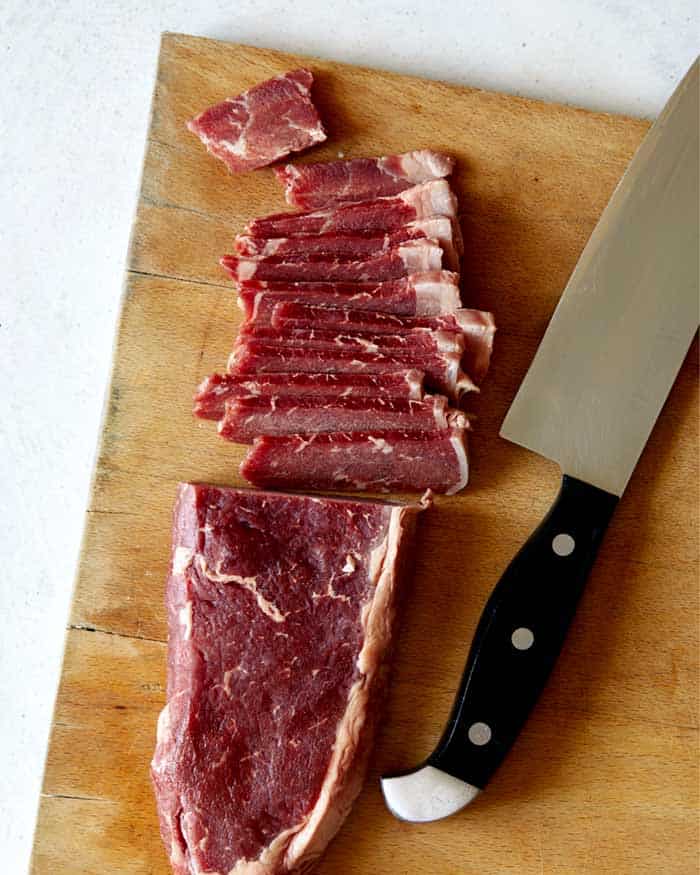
[30,33,698,875]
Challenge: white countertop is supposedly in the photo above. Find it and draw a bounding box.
[1,1,697,869]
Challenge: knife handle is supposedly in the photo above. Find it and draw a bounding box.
[429,475,618,790]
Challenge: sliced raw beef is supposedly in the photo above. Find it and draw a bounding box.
[246,180,457,237]
[241,428,469,494]
[238,271,461,321]
[194,370,424,420]
[238,325,464,356]
[234,217,461,270]
[186,69,326,174]
[221,240,443,283]
[218,394,466,442]
[151,483,425,875]
[228,341,476,398]
[275,150,455,208]
[240,288,410,321]
[271,302,488,334]
[271,304,496,382]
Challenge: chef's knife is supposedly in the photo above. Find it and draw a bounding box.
[381,58,699,823]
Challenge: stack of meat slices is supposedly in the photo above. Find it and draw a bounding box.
[195,150,496,494]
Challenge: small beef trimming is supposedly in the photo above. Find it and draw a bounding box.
[187,69,326,173]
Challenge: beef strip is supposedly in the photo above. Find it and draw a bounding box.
[275,150,454,209]
[245,180,457,237]
[218,394,466,442]
[193,371,425,420]
[234,216,460,270]
[240,429,469,494]
[221,240,443,283]
[271,304,496,383]
[237,325,464,356]
[228,340,476,398]
[237,271,461,321]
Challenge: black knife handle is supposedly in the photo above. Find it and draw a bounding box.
[428,475,618,789]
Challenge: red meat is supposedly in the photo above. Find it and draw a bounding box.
[221,240,443,283]
[240,429,470,494]
[186,69,326,174]
[246,180,457,237]
[151,483,424,874]
[193,371,425,420]
[275,150,454,209]
[234,216,461,270]
[271,304,496,383]
[218,394,465,442]
[227,341,476,398]
[237,325,464,356]
[237,271,461,321]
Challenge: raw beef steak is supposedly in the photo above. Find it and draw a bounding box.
[241,429,469,494]
[221,240,443,283]
[275,150,454,209]
[187,69,326,174]
[151,483,425,874]
[245,180,457,237]
[218,394,466,442]
[193,371,424,420]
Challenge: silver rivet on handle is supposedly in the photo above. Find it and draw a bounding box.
[552,533,575,556]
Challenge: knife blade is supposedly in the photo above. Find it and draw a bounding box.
[381,58,699,823]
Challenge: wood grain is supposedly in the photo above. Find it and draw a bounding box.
[31,32,698,875]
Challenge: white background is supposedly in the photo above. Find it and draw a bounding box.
[1,1,697,869]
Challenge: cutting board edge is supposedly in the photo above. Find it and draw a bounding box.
[160,30,651,130]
